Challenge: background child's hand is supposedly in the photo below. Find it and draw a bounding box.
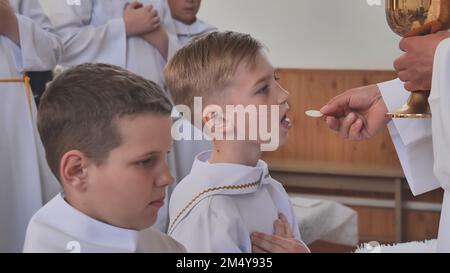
[251,213,310,253]
[141,26,169,60]
[123,2,160,37]
[0,0,20,45]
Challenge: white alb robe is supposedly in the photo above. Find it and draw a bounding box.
[378,38,450,252]
[172,18,217,46]
[0,0,62,253]
[43,0,180,88]
[168,151,301,253]
[428,38,450,252]
[23,193,186,253]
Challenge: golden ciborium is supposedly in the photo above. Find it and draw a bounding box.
[386,0,450,118]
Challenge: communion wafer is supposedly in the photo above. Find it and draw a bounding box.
[305,110,323,118]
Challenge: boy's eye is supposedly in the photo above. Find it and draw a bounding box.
[137,157,157,167]
[256,84,269,95]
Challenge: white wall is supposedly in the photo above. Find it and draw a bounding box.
[198,0,402,70]
[39,0,402,70]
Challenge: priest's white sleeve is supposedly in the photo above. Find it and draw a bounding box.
[378,79,440,196]
[47,0,127,68]
[7,0,62,72]
[429,37,450,253]
[429,38,450,192]
[170,196,251,253]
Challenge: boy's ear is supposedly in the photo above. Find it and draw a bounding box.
[60,150,89,192]
[203,108,234,137]
[202,110,217,131]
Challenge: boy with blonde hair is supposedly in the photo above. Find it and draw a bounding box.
[165,31,308,253]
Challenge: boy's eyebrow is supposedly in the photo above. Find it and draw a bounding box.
[252,74,272,88]
[134,151,159,159]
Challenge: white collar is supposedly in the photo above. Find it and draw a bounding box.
[192,150,271,182]
[42,193,139,252]
[173,18,217,36]
[168,151,271,233]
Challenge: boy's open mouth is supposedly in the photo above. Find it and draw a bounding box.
[281,114,293,129]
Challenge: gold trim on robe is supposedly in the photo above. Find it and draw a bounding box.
[168,181,260,234]
[0,75,33,114]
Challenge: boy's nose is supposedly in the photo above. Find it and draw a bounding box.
[276,82,289,104]
[156,165,175,187]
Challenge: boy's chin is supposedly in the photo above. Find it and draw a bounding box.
[258,136,288,152]
[132,213,157,231]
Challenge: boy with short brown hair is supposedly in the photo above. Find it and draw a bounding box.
[23,63,185,253]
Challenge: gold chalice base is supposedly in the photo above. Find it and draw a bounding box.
[385,97,432,118]
[386,112,432,118]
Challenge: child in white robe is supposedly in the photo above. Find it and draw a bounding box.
[167,0,217,46]
[164,32,307,253]
[0,0,62,253]
[23,63,185,253]
[42,0,180,90]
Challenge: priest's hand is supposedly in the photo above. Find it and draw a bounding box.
[124,2,161,37]
[320,85,390,141]
[394,30,450,92]
[0,0,20,45]
[251,214,310,253]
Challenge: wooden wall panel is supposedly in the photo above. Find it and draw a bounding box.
[351,206,396,243]
[403,210,440,242]
[351,206,440,244]
[263,69,402,177]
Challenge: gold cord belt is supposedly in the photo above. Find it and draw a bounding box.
[0,75,33,113]
[168,181,260,234]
